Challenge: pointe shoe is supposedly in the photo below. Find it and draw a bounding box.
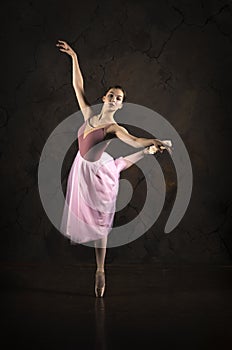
[95,271,105,297]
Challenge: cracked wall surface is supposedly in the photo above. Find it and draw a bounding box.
[1,0,232,265]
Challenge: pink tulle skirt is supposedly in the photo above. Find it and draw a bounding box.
[60,151,126,244]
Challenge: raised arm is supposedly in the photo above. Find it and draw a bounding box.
[56,40,92,121]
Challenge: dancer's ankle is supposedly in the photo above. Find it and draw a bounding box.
[96,267,105,273]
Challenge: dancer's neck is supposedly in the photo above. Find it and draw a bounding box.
[97,111,116,124]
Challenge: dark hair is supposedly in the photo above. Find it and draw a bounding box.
[104,85,126,102]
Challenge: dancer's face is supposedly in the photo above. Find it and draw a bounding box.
[102,88,124,112]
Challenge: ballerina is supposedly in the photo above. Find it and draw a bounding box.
[56,40,172,297]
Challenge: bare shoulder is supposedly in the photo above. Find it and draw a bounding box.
[105,123,129,135]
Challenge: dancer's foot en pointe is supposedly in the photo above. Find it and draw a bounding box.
[95,270,105,297]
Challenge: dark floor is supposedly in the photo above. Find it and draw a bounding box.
[1,263,232,350]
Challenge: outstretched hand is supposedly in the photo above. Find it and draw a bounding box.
[151,139,165,153]
[144,139,173,155]
[56,40,76,58]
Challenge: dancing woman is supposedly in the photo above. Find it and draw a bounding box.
[56,40,168,297]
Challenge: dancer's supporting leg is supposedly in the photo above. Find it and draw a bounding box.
[94,148,149,297]
[94,236,107,297]
[94,236,107,272]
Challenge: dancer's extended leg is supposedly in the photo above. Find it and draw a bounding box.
[122,149,145,170]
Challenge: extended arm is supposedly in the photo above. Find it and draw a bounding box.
[56,40,92,120]
[71,54,92,120]
[108,124,164,151]
[71,54,84,89]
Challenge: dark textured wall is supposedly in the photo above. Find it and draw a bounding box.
[1,0,232,265]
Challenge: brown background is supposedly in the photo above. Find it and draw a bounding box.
[1,0,232,265]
